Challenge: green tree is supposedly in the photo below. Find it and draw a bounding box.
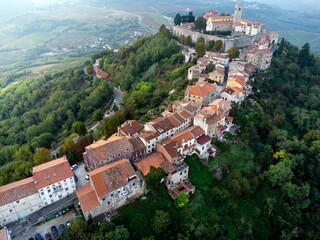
[194,16,206,32]
[186,36,192,46]
[159,24,172,39]
[205,63,215,73]
[195,41,206,57]
[265,157,293,187]
[61,217,87,240]
[174,13,181,25]
[60,138,78,164]
[71,121,86,136]
[33,147,52,166]
[214,40,223,52]
[13,145,33,162]
[207,40,215,51]
[227,45,240,59]
[85,64,93,75]
[93,109,104,121]
[298,42,314,67]
[152,210,171,235]
[197,36,205,44]
[175,192,189,208]
[105,226,129,240]
[180,35,186,45]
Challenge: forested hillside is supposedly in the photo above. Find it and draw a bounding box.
[0,28,191,186]
[60,39,320,239]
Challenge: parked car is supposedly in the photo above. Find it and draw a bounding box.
[51,226,59,238]
[45,233,52,240]
[66,221,71,227]
[59,223,65,234]
[74,174,78,182]
[71,164,78,170]
[35,233,44,240]
[85,174,89,180]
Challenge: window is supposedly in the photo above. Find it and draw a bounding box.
[48,189,51,193]
[64,180,66,182]
[16,200,19,204]
[102,198,105,201]
[65,188,69,191]
[49,195,52,198]
[133,182,135,186]
[108,202,110,205]
[9,209,12,212]
[111,194,113,197]
[41,192,44,195]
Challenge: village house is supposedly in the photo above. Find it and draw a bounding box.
[206,52,229,66]
[83,135,146,170]
[94,66,112,81]
[139,131,160,154]
[33,156,76,206]
[220,87,245,104]
[227,77,247,90]
[135,152,195,199]
[193,99,233,139]
[77,159,145,220]
[0,156,75,227]
[184,81,218,107]
[118,120,144,137]
[239,45,273,70]
[157,125,213,162]
[171,100,201,117]
[209,68,225,83]
[187,65,205,80]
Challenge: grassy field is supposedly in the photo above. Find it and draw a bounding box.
[0,3,151,85]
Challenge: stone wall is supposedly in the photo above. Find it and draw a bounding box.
[173,26,259,52]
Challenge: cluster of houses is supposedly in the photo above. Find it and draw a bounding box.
[0,4,279,231]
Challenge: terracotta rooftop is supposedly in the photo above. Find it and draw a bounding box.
[32,156,73,190]
[0,228,9,240]
[135,152,166,176]
[90,159,136,197]
[228,77,246,87]
[196,134,212,145]
[94,66,112,81]
[177,110,191,120]
[128,137,146,152]
[85,136,132,161]
[159,139,179,161]
[150,117,176,134]
[76,183,100,213]
[185,82,216,97]
[222,87,245,95]
[139,131,159,141]
[119,120,144,136]
[0,177,37,206]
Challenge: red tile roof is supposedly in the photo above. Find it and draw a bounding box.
[76,183,100,213]
[0,177,37,206]
[90,159,136,197]
[135,152,166,176]
[185,82,216,97]
[196,134,212,145]
[32,156,73,190]
[119,120,144,136]
[94,66,112,81]
[139,131,159,141]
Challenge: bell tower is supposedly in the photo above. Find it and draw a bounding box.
[233,3,243,23]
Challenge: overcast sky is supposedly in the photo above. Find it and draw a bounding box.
[246,0,320,11]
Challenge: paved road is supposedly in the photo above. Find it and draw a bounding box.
[7,193,77,238]
[73,163,89,189]
[113,87,123,108]
[13,209,76,240]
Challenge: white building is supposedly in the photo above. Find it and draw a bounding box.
[33,156,76,206]
[0,156,75,227]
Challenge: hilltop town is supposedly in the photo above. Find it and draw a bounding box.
[0,3,282,239]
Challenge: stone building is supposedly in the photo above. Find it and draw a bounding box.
[77,159,145,220]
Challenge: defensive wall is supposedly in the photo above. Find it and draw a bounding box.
[173,26,259,52]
